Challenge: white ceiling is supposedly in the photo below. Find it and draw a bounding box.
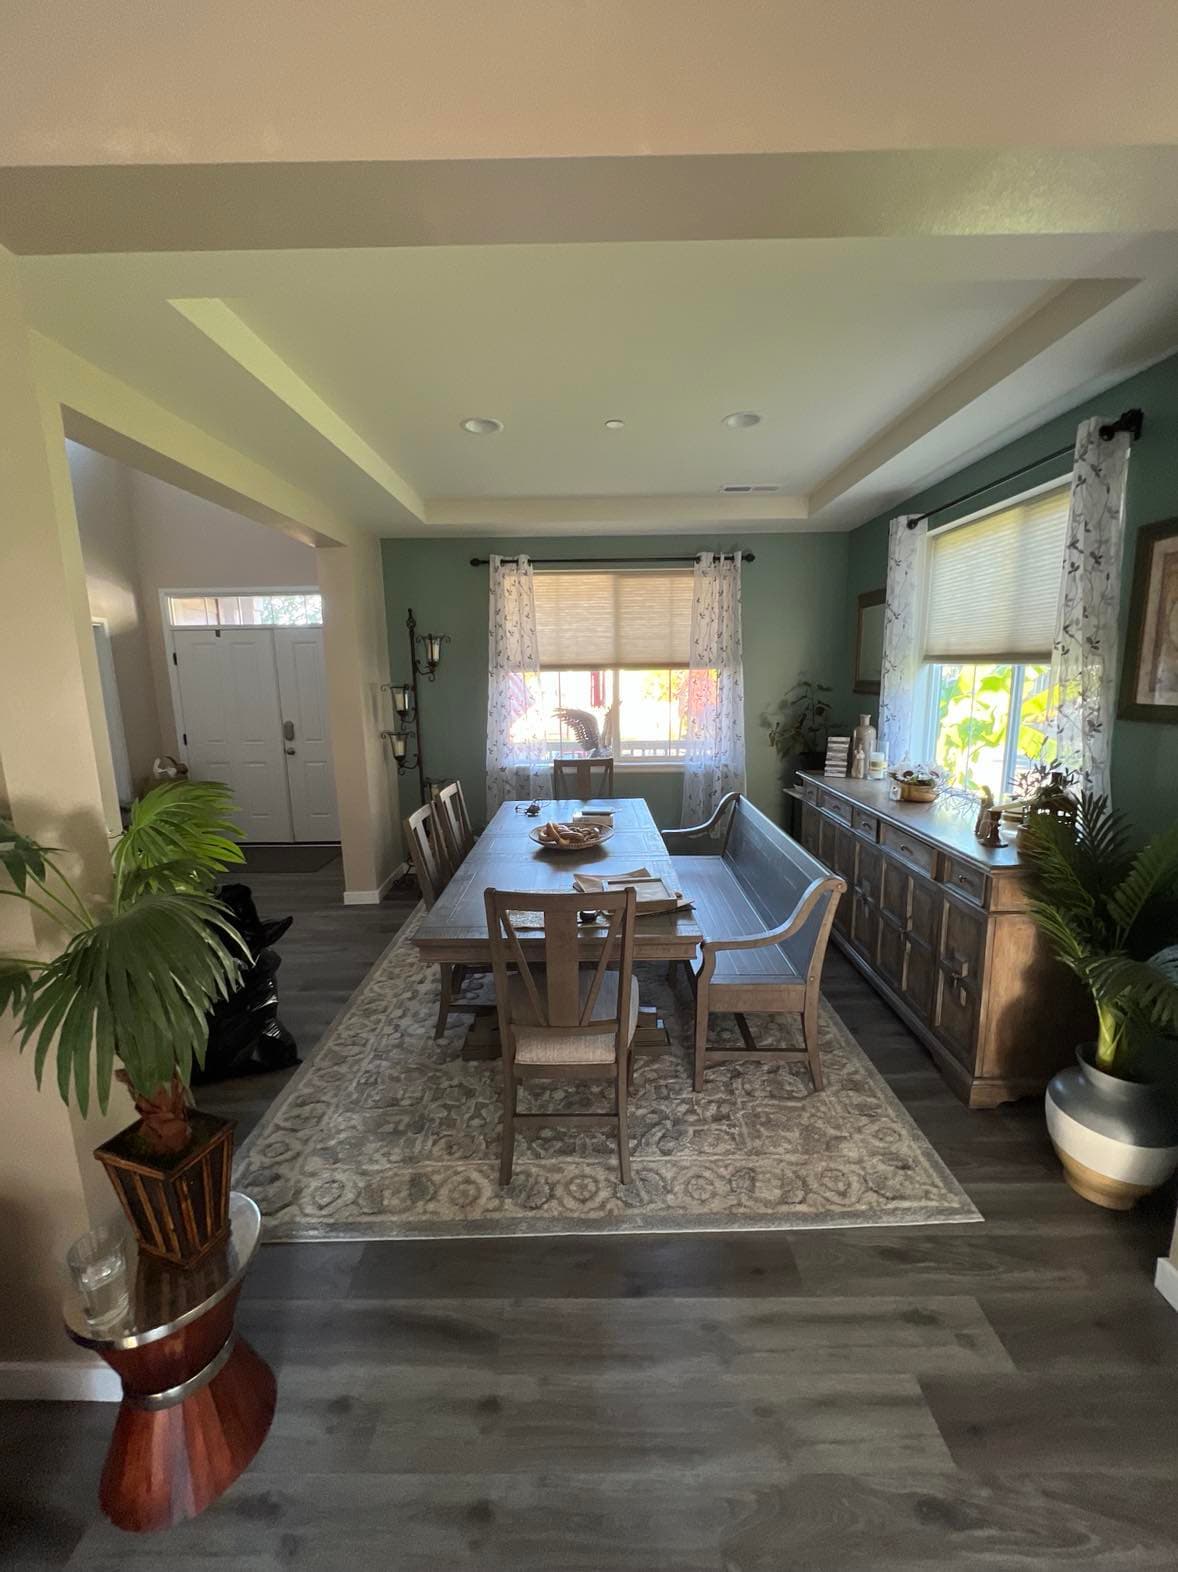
[16,228,1178,536]
[6,8,1178,539]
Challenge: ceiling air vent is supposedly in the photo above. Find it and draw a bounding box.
[721,483,781,494]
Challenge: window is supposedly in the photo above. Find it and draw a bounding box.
[923,661,1054,796]
[919,483,1069,795]
[531,569,693,764]
[166,592,322,628]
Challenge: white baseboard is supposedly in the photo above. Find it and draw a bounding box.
[343,862,408,906]
[0,1359,121,1402]
[1155,1256,1178,1314]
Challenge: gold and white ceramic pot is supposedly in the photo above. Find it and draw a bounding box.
[1045,1045,1178,1211]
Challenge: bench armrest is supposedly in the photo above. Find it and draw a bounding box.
[662,792,741,853]
[697,875,845,977]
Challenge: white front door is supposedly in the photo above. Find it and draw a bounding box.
[274,627,340,842]
[173,628,294,841]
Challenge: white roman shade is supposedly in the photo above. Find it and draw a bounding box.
[533,569,693,668]
[923,484,1070,663]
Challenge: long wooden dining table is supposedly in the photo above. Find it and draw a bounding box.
[413,795,703,1053]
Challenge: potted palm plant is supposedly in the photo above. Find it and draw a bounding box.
[1022,794,1178,1209]
[0,782,248,1264]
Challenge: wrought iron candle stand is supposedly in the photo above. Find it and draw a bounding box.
[380,608,449,802]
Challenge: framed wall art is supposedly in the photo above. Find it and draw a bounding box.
[1119,516,1178,723]
[853,587,885,696]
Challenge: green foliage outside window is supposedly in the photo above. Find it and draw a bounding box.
[931,662,1057,795]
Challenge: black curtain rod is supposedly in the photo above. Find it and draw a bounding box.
[906,408,1144,529]
[468,551,755,566]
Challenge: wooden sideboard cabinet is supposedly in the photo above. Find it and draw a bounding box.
[798,772,1089,1108]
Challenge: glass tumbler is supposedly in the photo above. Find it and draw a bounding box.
[66,1221,131,1329]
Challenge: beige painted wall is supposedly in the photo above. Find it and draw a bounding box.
[0,249,130,1385]
[126,468,318,760]
[318,538,401,893]
[129,468,319,588]
[68,442,163,790]
[70,448,320,783]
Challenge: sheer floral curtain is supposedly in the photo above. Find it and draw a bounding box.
[1046,417,1132,799]
[485,555,549,813]
[681,551,746,824]
[879,514,928,768]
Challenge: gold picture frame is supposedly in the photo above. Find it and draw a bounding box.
[1119,517,1178,724]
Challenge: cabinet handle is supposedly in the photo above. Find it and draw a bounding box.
[899,842,912,855]
[956,872,972,887]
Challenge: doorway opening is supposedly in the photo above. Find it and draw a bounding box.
[163,589,340,844]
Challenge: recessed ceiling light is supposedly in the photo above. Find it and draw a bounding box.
[603,418,625,430]
[723,411,761,429]
[460,417,503,435]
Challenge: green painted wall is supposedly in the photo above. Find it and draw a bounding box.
[382,532,851,829]
[843,352,1178,840]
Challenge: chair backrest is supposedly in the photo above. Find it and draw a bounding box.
[484,886,636,1058]
[552,756,615,797]
[723,797,839,974]
[403,801,452,910]
[434,780,475,865]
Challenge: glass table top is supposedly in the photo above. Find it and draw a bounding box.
[63,1191,261,1351]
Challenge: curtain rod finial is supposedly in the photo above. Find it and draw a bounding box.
[1099,408,1144,443]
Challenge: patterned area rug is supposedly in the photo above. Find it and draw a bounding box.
[235,907,979,1238]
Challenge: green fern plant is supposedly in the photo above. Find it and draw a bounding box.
[1021,794,1178,1073]
[0,782,248,1151]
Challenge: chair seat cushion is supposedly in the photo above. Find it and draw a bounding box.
[510,971,639,1065]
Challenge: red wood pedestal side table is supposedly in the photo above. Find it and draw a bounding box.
[63,1191,276,1533]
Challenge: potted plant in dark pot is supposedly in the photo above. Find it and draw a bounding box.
[1022,794,1178,1210]
[0,782,248,1264]
[767,677,834,774]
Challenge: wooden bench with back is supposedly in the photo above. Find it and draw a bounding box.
[664,794,845,1092]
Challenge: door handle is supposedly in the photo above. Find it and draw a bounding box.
[284,747,297,756]
[283,720,295,741]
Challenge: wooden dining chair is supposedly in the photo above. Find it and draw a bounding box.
[404,800,490,1038]
[484,886,639,1186]
[403,800,453,908]
[552,756,615,797]
[434,780,476,866]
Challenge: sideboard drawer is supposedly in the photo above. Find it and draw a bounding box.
[851,807,879,840]
[942,856,988,907]
[802,781,819,806]
[880,822,937,879]
[819,790,853,824]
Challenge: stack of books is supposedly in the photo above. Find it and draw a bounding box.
[824,736,851,777]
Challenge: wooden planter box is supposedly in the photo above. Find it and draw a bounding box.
[95,1112,236,1268]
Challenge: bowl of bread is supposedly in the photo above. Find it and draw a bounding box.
[529,819,613,852]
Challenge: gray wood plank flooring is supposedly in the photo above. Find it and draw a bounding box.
[4,847,1178,1569]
